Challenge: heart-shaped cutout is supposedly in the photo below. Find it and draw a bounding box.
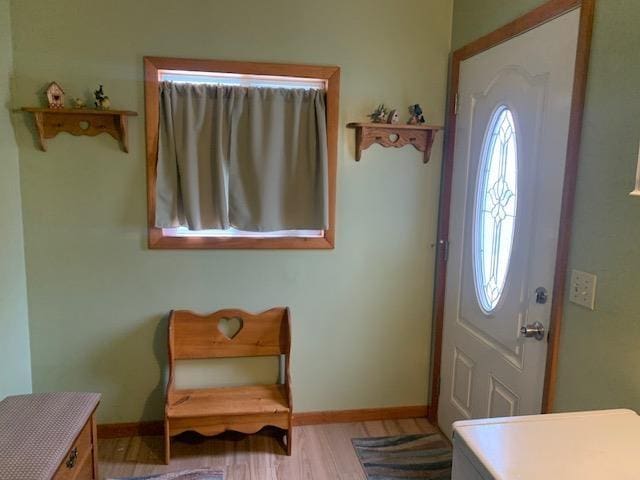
[388,133,399,143]
[217,316,243,340]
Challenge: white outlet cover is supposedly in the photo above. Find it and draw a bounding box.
[569,269,597,310]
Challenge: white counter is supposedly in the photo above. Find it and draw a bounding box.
[452,409,640,479]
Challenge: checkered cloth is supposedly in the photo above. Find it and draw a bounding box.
[0,392,100,480]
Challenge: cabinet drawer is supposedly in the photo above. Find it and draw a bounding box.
[52,418,93,480]
[74,453,94,480]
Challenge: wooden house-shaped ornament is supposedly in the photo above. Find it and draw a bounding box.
[45,82,65,109]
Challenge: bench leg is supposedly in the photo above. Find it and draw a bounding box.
[286,426,293,456]
[164,419,171,464]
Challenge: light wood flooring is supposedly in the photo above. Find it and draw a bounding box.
[99,418,439,479]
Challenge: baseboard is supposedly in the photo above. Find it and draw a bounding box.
[292,405,429,426]
[98,420,164,439]
[97,405,430,439]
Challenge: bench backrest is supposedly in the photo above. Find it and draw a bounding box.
[168,307,291,360]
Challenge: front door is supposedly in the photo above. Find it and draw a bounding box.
[438,8,581,438]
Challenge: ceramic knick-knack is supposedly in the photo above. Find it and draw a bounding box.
[94,85,111,110]
[46,82,65,109]
[407,104,426,125]
[387,109,400,124]
[368,104,388,123]
[72,97,86,109]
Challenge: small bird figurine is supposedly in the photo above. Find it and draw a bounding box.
[72,97,86,109]
[368,104,388,123]
[94,85,111,110]
[408,104,426,124]
[386,109,400,124]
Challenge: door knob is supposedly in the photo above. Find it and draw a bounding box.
[520,321,545,341]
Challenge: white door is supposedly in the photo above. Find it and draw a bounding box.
[438,9,581,438]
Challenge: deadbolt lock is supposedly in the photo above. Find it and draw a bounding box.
[535,287,548,304]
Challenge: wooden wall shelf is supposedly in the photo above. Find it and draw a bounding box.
[22,108,138,153]
[347,122,443,164]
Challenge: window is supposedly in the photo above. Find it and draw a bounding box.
[143,57,340,249]
[473,106,518,313]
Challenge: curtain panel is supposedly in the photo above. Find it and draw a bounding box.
[156,82,329,232]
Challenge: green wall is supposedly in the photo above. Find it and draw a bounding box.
[452,0,640,412]
[7,0,639,425]
[10,0,452,423]
[0,0,32,399]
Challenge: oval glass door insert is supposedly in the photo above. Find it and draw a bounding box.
[473,106,518,313]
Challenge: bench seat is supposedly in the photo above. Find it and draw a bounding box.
[167,384,289,418]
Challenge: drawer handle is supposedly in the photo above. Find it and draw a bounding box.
[66,447,78,469]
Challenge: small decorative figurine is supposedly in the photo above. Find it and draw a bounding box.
[407,104,426,125]
[368,104,388,123]
[45,82,65,109]
[72,97,86,109]
[94,85,111,110]
[386,109,400,124]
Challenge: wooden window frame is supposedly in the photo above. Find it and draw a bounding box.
[143,56,340,249]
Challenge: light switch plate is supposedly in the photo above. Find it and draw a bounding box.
[569,269,597,310]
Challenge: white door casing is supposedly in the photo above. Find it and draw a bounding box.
[438,9,580,439]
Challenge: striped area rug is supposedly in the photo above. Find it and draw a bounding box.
[109,469,224,480]
[352,433,452,479]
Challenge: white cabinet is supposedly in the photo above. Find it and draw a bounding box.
[452,409,640,480]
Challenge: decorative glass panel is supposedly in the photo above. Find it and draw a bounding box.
[474,107,518,312]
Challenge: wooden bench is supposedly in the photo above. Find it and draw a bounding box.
[164,307,293,463]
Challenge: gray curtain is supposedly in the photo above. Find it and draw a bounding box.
[156,82,328,231]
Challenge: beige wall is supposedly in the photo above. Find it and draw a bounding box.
[452,0,640,412]
[0,0,32,399]
[10,0,453,423]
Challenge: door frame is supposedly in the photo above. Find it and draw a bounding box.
[429,0,595,424]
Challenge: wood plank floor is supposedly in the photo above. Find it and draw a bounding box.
[99,418,438,479]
